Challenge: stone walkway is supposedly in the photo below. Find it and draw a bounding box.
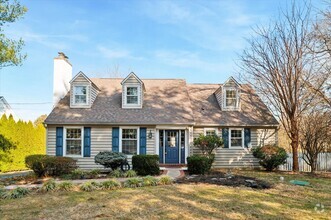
[164,168,184,179]
[3,168,185,190]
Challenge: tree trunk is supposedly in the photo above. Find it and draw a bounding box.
[290,117,300,172]
[291,132,300,172]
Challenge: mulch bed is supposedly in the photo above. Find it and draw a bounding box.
[176,171,272,189]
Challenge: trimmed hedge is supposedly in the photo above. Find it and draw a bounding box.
[187,155,211,175]
[132,155,160,176]
[25,154,77,177]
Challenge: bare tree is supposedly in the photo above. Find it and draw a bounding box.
[300,111,331,173]
[238,2,324,171]
[304,4,331,108]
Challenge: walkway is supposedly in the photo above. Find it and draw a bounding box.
[164,168,185,179]
[3,168,185,190]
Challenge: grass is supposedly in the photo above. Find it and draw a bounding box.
[0,170,330,219]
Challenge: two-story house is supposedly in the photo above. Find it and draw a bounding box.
[45,52,279,169]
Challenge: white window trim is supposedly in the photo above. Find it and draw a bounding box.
[124,85,140,106]
[229,128,244,148]
[125,86,139,105]
[223,88,239,109]
[119,127,140,156]
[204,128,218,136]
[63,126,84,158]
[73,85,89,105]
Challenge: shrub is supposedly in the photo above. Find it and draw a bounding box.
[132,155,160,176]
[101,179,121,190]
[124,178,142,188]
[58,181,74,191]
[158,176,173,185]
[79,181,100,192]
[2,187,30,199]
[42,179,57,192]
[142,176,158,186]
[187,155,211,175]
[193,134,223,164]
[252,145,287,171]
[25,154,48,177]
[124,170,137,178]
[25,155,77,177]
[70,169,86,179]
[110,169,123,178]
[90,169,101,177]
[95,151,127,170]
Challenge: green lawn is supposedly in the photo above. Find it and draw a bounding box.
[0,170,330,220]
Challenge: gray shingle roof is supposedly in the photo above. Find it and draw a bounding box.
[45,78,278,126]
[45,78,195,125]
[187,84,278,126]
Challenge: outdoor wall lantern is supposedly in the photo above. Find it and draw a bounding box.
[148,130,153,139]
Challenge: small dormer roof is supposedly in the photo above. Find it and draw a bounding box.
[223,76,240,87]
[70,71,101,91]
[121,72,146,91]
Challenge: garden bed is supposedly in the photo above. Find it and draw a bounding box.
[176,170,272,189]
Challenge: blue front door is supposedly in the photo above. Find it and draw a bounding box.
[165,130,179,164]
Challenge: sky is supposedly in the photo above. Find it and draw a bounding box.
[0,0,328,121]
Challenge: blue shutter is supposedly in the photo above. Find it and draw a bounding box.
[244,128,251,148]
[112,127,119,152]
[84,127,91,157]
[56,127,63,156]
[159,130,163,163]
[140,128,147,155]
[222,128,229,148]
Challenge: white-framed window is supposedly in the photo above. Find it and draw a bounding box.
[64,127,84,157]
[204,128,218,136]
[229,128,244,148]
[225,89,238,108]
[73,85,88,104]
[126,86,138,104]
[120,127,139,155]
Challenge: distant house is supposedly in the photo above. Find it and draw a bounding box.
[45,52,279,170]
[0,96,18,120]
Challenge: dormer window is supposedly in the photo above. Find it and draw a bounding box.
[126,87,138,104]
[225,89,238,108]
[74,86,87,104]
[121,72,145,109]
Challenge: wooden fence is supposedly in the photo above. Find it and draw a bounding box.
[278,153,331,172]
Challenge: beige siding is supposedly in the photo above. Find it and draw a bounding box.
[47,127,56,156]
[76,127,112,170]
[90,85,98,105]
[74,75,89,82]
[191,127,279,168]
[146,127,156,155]
[46,126,156,170]
[251,128,277,147]
[126,75,139,83]
[70,73,99,108]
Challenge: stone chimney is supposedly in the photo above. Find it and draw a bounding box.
[53,52,72,106]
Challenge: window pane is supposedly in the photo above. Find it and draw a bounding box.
[231,130,242,147]
[122,129,137,139]
[127,96,138,104]
[66,129,81,139]
[231,138,242,147]
[75,86,87,95]
[206,130,216,136]
[226,90,236,98]
[66,140,81,155]
[122,140,137,154]
[127,87,138,96]
[75,95,87,104]
[226,98,236,107]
